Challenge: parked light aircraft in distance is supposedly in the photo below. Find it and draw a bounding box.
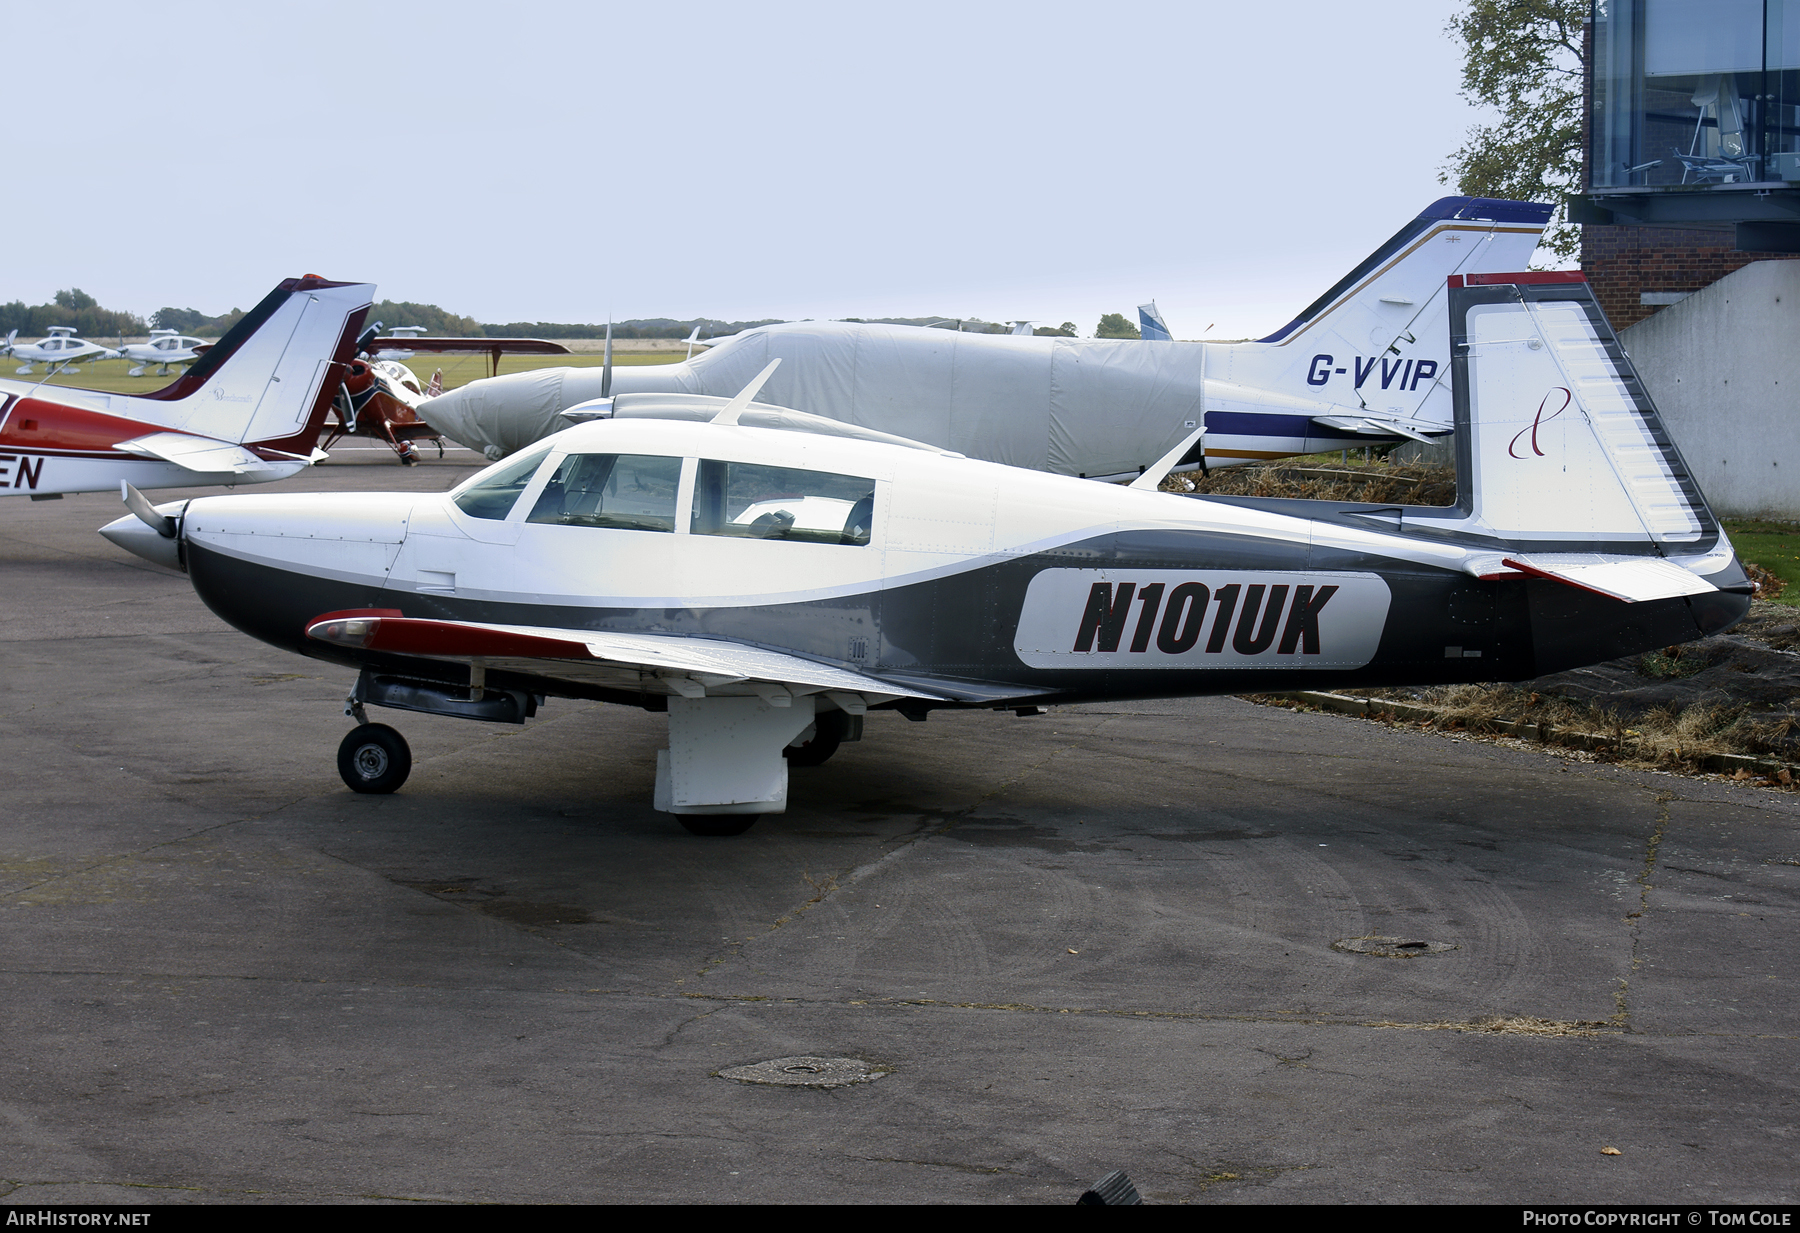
[323,330,573,463]
[103,271,1749,834]
[119,330,208,377]
[4,326,121,375]
[0,277,372,498]
[372,326,428,362]
[416,197,1553,476]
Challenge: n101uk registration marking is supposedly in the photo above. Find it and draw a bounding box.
[1013,569,1390,669]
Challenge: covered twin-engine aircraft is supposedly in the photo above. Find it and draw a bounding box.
[102,269,1748,834]
[417,197,1553,476]
[0,278,371,498]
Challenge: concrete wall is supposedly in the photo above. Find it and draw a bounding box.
[1620,259,1800,520]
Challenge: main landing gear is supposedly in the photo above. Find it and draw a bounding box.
[337,723,412,794]
[783,709,852,767]
[328,675,865,834]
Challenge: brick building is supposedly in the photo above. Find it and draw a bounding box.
[1576,0,1800,327]
[1579,223,1799,330]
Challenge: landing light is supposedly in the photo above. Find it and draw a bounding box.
[310,618,379,647]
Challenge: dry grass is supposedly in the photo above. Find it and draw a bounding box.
[1163,456,1458,506]
[1267,680,1800,778]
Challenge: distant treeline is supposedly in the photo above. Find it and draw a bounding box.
[151,305,243,336]
[5,290,1100,344]
[843,317,1082,337]
[1,290,147,340]
[478,317,785,340]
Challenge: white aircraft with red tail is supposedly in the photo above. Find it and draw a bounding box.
[0,277,373,499]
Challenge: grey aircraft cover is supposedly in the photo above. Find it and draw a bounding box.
[416,321,1206,478]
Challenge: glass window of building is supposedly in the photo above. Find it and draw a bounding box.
[690,460,876,545]
[1594,0,1800,189]
[526,453,684,532]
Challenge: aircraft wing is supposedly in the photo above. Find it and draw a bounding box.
[306,611,951,708]
[366,338,572,355]
[1311,413,1445,443]
[1460,552,1718,601]
[114,431,317,475]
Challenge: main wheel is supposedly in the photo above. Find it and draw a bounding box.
[337,723,412,794]
[678,815,758,837]
[784,710,849,767]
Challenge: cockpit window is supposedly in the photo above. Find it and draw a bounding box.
[527,453,682,533]
[451,445,553,520]
[690,460,875,546]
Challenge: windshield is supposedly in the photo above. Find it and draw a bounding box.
[450,443,555,521]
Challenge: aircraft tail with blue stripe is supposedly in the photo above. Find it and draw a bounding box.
[1196,197,1553,466]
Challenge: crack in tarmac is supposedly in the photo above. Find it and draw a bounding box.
[1615,790,1674,1028]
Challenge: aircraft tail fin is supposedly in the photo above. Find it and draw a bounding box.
[118,277,374,459]
[1213,198,1554,433]
[1138,302,1172,341]
[1449,271,1719,552]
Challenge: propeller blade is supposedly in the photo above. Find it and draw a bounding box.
[600,322,613,399]
[711,358,782,425]
[122,481,177,538]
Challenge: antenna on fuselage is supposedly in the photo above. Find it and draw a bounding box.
[710,358,782,426]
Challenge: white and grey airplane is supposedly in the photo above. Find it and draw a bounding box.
[118,330,208,376]
[102,269,1748,834]
[3,326,121,375]
[417,197,1554,477]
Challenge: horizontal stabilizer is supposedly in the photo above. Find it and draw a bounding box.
[114,431,283,475]
[306,612,948,703]
[1311,413,1442,443]
[1497,553,1717,602]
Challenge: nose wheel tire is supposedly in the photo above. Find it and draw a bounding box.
[337,723,412,794]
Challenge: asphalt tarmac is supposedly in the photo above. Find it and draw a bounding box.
[2,452,1795,1205]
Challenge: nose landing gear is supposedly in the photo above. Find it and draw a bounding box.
[337,723,412,794]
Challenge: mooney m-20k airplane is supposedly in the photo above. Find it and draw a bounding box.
[103,269,1749,834]
[0,278,372,498]
[417,197,1553,478]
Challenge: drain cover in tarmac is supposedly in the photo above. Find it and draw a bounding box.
[1333,936,1458,957]
[717,1056,887,1088]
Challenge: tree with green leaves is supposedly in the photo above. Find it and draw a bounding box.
[1095,312,1140,339]
[0,290,145,340]
[1441,0,1585,262]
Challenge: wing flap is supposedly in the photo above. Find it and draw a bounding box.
[306,612,948,702]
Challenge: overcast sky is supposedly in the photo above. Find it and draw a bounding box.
[13,1,1493,340]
